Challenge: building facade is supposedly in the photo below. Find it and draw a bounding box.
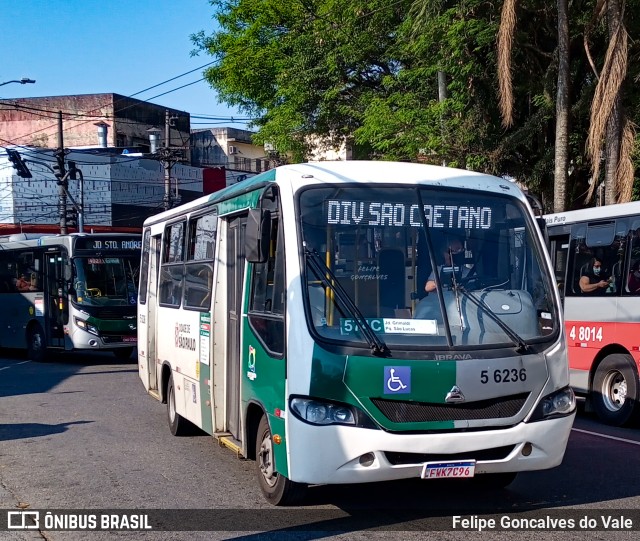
[191,127,273,185]
[0,147,225,235]
[1,94,351,235]
[0,93,190,155]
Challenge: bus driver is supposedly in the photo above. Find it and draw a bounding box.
[425,238,470,293]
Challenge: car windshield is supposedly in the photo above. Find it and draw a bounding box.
[299,185,557,350]
[72,256,139,307]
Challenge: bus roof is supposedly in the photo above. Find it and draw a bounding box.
[142,161,529,227]
[545,200,640,228]
[0,232,140,250]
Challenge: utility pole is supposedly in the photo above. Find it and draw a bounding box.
[156,110,182,211]
[52,112,85,232]
[164,110,172,210]
[55,111,68,234]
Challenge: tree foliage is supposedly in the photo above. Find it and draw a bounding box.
[192,0,640,210]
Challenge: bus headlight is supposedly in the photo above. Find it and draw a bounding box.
[290,397,355,425]
[74,317,99,336]
[528,386,576,422]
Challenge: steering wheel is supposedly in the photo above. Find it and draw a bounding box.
[86,288,102,297]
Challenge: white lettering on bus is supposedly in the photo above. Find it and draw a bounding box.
[327,201,493,229]
[175,323,197,351]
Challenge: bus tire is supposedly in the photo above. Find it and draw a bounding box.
[113,347,134,360]
[167,374,190,436]
[27,323,47,363]
[592,354,640,426]
[256,415,306,506]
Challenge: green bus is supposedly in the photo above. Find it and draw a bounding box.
[138,161,575,505]
[0,233,141,361]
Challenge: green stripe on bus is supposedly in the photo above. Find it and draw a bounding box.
[310,345,457,430]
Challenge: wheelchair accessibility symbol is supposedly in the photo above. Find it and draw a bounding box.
[383,366,411,394]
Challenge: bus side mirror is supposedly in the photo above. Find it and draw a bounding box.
[245,208,271,263]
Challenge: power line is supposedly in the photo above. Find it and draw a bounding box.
[0,62,223,145]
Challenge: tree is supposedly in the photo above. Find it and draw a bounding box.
[192,0,412,160]
[584,0,635,205]
[554,0,570,213]
[192,0,640,210]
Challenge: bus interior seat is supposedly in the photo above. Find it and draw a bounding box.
[611,261,623,293]
[377,248,406,317]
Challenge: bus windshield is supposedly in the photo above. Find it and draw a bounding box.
[72,256,139,307]
[299,185,557,349]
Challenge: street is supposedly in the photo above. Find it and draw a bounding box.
[1,351,640,540]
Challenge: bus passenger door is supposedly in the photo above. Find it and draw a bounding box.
[45,251,67,349]
[226,216,246,440]
[138,232,161,393]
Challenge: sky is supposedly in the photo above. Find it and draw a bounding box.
[0,0,251,130]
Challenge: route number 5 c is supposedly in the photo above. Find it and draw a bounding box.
[568,325,603,342]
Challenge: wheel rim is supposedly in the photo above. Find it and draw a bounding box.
[31,330,42,353]
[258,430,277,488]
[601,370,627,411]
[168,385,176,423]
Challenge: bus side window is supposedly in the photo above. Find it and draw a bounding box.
[183,212,217,311]
[551,236,569,299]
[247,216,285,355]
[159,221,185,307]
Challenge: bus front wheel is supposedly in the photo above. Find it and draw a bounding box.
[27,324,47,363]
[592,354,640,426]
[167,374,191,436]
[256,415,306,506]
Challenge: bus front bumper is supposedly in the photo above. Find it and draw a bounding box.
[285,413,575,485]
[66,325,136,350]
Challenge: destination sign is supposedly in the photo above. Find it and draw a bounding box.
[75,237,142,251]
[326,200,493,229]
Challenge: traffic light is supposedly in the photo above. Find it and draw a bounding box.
[67,161,77,181]
[65,208,78,227]
[5,149,32,178]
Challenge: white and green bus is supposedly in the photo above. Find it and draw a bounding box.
[0,233,141,361]
[137,161,575,505]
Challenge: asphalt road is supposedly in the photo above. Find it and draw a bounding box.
[1,350,640,540]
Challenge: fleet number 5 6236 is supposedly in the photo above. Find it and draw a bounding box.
[568,325,603,342]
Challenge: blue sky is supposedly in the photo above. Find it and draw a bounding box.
[0,0,250,128]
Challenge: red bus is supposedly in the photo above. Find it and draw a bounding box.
[545,201,640,426]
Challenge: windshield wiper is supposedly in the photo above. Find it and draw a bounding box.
[454,284,530,354]
[304,246,390,357]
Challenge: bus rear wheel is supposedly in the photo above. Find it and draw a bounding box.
[256,415,306,506]
[27,324,47,363]
[167,374,191,436]
[592,354,640,427]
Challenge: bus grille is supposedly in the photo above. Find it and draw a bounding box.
[94,307,136,320]
[384,445,515,465]
[370,393,529,423]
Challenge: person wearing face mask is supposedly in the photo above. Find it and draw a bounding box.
[425,238,469,293]
[579,257,611,295]
[628,260,640,293]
